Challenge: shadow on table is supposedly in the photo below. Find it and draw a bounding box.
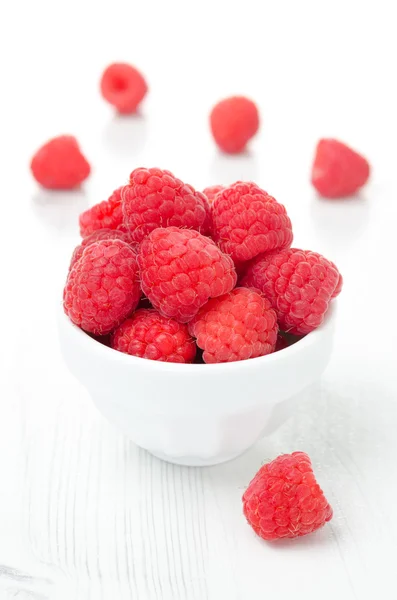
[310,192,370,251]
[267,526,334,550]
[31,189,88,234]
[207,377,396,505]
[210,151,258,185]
[103,113,148,157]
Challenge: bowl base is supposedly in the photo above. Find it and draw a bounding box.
[145,448,247,467]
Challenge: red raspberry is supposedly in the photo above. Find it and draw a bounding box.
[138,227,237,323]
[100,63,148,114]
[212,182,293,263]
[203,184,225,204]
[311,138,370,198]
[79,187,124,238]
[64,240,140,335]
[122,167,211,243]
[188,288,278,363]
[243,452,333,541]
[111,309,196,363]
[210,96,259,154]
[69,228,135,271]
[242,248,342,335]
[30,135,90,190]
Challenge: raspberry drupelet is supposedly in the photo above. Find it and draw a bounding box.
[111,309,196,363]
[63,240,141,335]
[203,184,225,204]
[122,167,211,243]
[138,227,237,323]
[211,181,293,263]
[242,248,342,334]
[69,228,136,271]
[188,288,278,363]
[79,187,124,238]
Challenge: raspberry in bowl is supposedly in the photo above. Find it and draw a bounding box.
[59,174,341,466]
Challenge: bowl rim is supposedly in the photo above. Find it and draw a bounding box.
[59,302,337,374]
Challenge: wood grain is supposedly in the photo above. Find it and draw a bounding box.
[2,317,393,600]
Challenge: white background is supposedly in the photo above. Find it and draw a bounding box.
[0,1,397,598]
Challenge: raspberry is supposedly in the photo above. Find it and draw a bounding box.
[188,288,278,363]
[79,187,124,238]
[69,228,135,271]
[203,184,225,204]
[138,227,237,323]
[212,182,293,263]
[64,240,140,335]
[210,96,259,154]
[111,309,196,363]
[243,452,333,541]
[311,138,370,198]
[242,248,342,334]
[100,63,148,114]
[122,167,211,243]
[30,135,90,190]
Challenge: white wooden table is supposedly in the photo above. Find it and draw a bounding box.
[1,1,396,598]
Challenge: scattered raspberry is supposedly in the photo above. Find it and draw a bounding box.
[122,167,211,243]
[210,96,259,154]
[188,288,278,363]
[69,228,135,271]
[242,248,342,334]
[111,309,196,363]
[243,452,333,541]
[30,135,90,190]
[100,63,148,114]
[138,227,237,323]
[79,187,124,238]
[64,240,140,335]
[203,184,225,204]
[212,182,293,263]
[311,138,370,198]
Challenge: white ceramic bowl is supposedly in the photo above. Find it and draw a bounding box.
[58,306,337,466]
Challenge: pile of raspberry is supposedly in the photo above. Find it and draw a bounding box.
[63,167,342,364]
